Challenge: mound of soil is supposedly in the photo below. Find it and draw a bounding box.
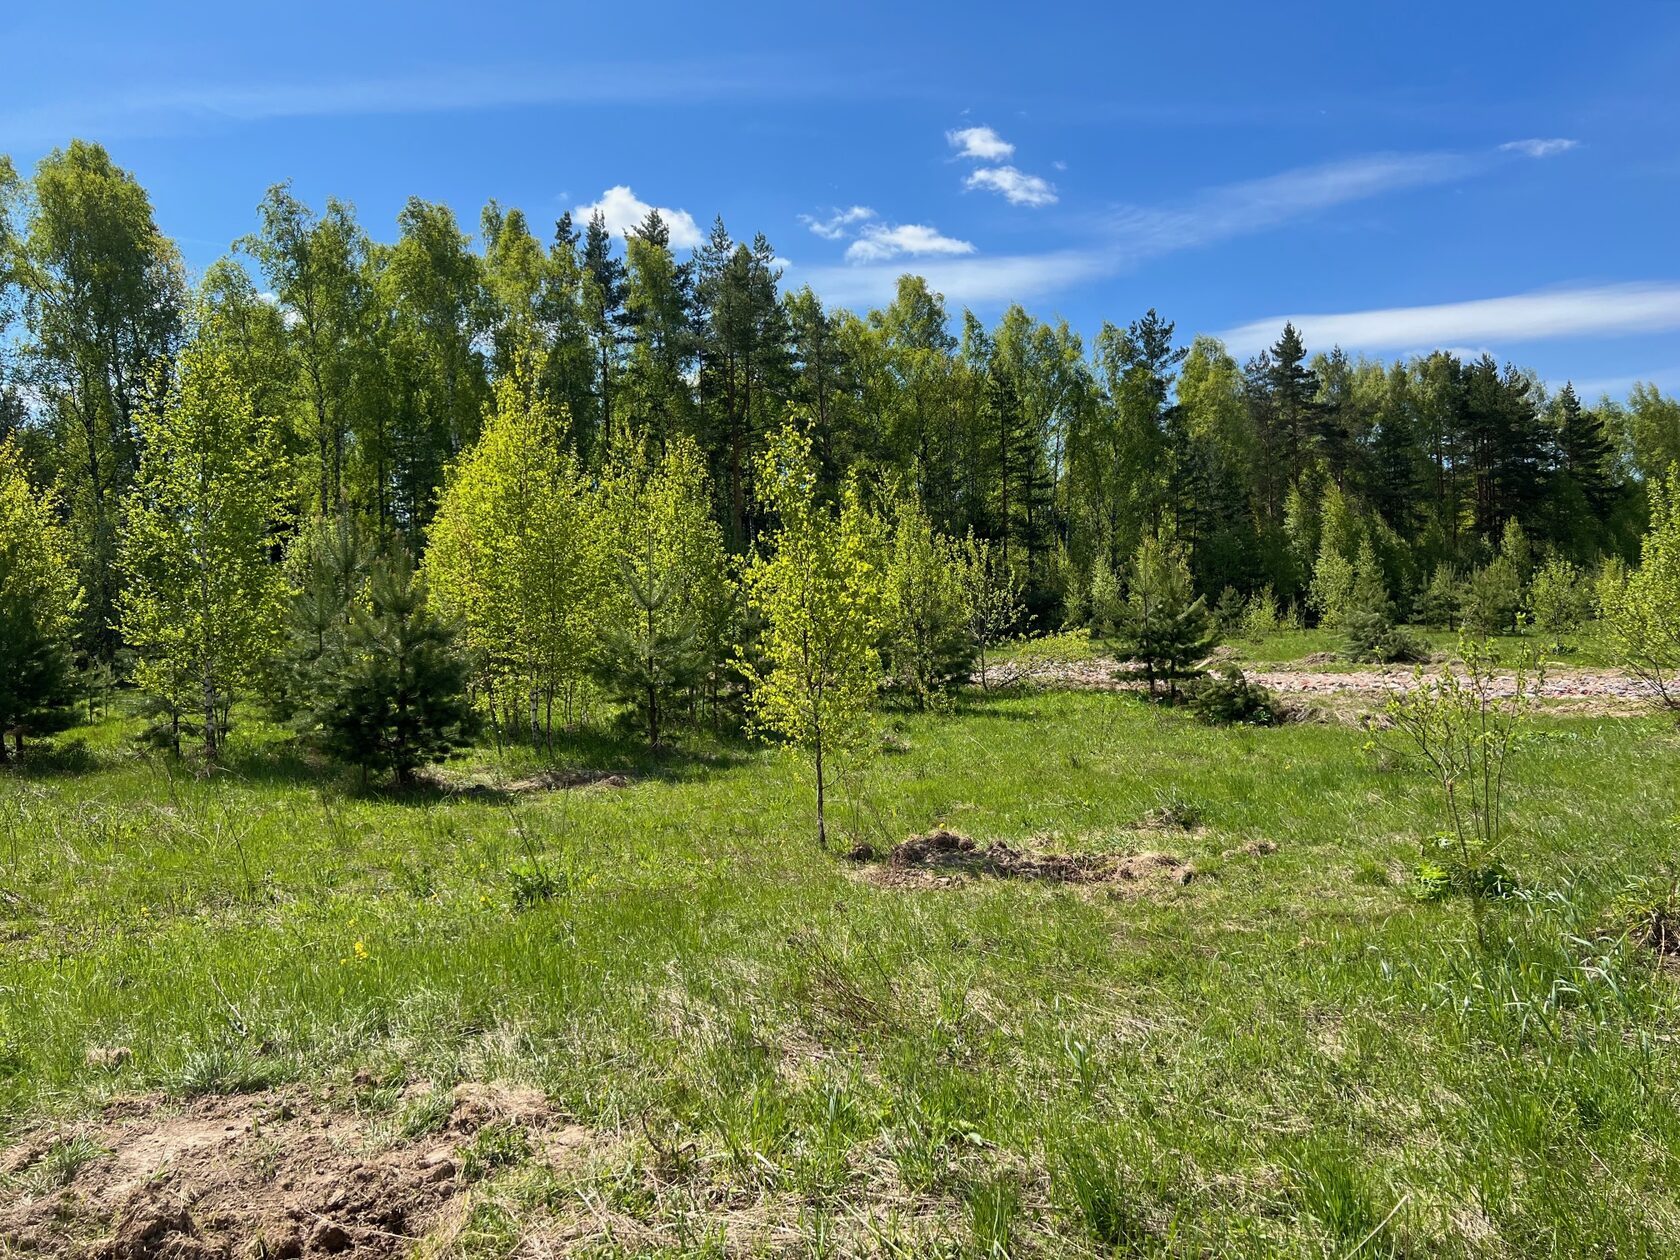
[0,1081,586,1259]
[869,830,1192,890]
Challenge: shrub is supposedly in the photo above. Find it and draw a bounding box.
[1529,555,1592,640]
[1383,636,1541,940]
[1601,467,1680,714]
[1240,586,1283,641]
[1189,666,1283,726]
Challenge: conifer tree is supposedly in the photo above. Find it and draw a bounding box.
[1342,537,1424,662]
[1098,533,1216,699]
[743,422,883,847]
[314,546,475,784]
[272,513,371,719]
[595,537,705,748]
[0,437,82,759]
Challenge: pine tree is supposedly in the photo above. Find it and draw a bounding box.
[594,538,706,748]
[272,513,371,720]
[314,546,475,784]
[1342,538,1424,662]
[1098,533,1217,699]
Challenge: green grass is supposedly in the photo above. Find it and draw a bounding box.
[3,687,1680,1253]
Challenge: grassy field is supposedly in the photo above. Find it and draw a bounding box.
[3,661,1680,1255]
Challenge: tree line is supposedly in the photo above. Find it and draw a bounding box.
[3,140,1679,800]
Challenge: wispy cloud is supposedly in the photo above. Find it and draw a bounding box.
[796,249,1101,308]
[965,166,1058,207]
[800,206,876,240]
[1217,283,1680,358]
[1499,137,1580,159]
[797,146,1563,311]
[843,222,975,264]
[0,63,860,147]
[574,186,703,249]
[946,126,1014,161]
[1104,150,1475,260]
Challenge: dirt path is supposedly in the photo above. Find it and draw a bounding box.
[983,656,1659,707]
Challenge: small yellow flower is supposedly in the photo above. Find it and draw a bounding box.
[352,939,369,962]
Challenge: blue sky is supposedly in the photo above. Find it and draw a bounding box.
[5,1,1679,397]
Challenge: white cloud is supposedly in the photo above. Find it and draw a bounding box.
[965,165,1058,207]
[800,205,876,240]
[844,222,976,264]
[573,186,703,249]
[1499,137,1579,159]
[794,249,1102,308]
[947,125,1014,161]
[1217,283,1680,358]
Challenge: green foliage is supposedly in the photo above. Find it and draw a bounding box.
[1095,532,1217,699]
[882,493,974,708]
[596,437,737,745]
[1414,561,1462,629]
[1529,555,1592,640]
[1383,637,1541,935]
[1189,665,1282,726]
[118,324,289,756]
[1342,538,1427,663]
[957,531,1022,690]
[1239,586,1283,641]
[742,422,883,847]
[1461,559,1523,636]
[271,513,371,721]
[1601,467,1680,714]
[0,437,81,759]
[1308,540,1357,630]
[312,547,476,784]
[426,369,609,744]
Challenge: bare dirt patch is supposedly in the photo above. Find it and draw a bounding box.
[985,652,1657,713]
[861,829,1194,891]
[0,1082,589,1259]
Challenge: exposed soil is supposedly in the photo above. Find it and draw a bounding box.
[0,1082,591,1259]
[982,654,1658,712]
[422,766,631,796]
[864,829,1193,891]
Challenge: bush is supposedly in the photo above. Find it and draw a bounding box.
[1189,665,1283,725]
[1383,636,1541,940]
[1239,587,1283,641]
[1529,555,1592,640]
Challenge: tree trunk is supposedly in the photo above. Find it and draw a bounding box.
[814,733,827,850]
